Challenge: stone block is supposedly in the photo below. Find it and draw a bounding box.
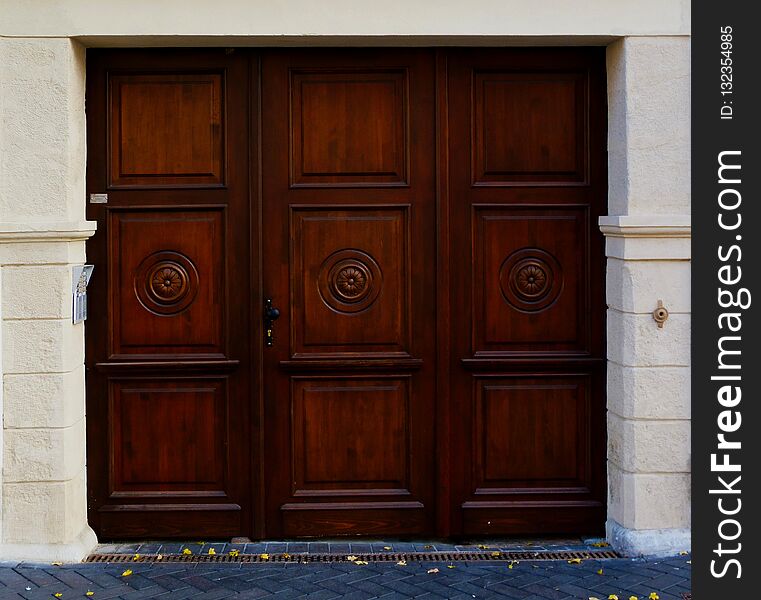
[607,362,690,420]
[1,265,72,319]
[3,419,86,483]
[3,367,85,429]
[607,309,690,367]
[607,37,690,216]
[2,319,84,374]
[607,412,690,473]
[606,258,690,314]
[608,463,691,530]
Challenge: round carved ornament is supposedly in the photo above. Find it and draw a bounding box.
[318,249,382,313]
[334,265,368,300]
[499,248,563,312]
[134,251,199,315]
[150,264,188,301]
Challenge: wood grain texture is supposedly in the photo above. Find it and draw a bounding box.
[472,71,587,186]
[110,379,227,490]
[108,208,225,357]
[473,375,590,489]
[109,73,224,188]
[291,377,410,494]
[290,206,410,356]
[291,70,408,186]
[472,205,589,354]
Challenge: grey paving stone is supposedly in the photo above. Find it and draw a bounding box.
[0,556,690,599]
[304,589,341,599]
[285,543,308,554]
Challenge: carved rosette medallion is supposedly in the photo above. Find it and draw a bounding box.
[149,264,188,302]
[135,251,199,315]
[499,248,563,312]
[318,249,382,313]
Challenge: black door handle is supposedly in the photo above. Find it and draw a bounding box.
[264,298,280,347]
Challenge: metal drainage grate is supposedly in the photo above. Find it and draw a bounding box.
[86,549,618,564]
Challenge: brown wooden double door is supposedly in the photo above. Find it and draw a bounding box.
[85,48,606,539]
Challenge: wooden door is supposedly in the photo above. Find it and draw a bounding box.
[86,47,607,540]
[260,50,438,537]
[446,48,608,535]
[85,50,256,538]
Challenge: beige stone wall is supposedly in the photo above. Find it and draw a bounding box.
[1,0,690,39]
[603,37,691,555]
[0,1,691,561]
[0,37,96,561]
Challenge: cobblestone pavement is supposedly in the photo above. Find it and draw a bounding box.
[0,554,691,600]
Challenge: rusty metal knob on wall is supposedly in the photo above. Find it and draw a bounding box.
[652,299,669,328]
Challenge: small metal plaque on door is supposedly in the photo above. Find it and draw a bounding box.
[72,265,94,324]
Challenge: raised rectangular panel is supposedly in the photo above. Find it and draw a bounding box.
[472,205,589,354]
[109,208,225,356]
[473,375,591,493]
[291,376,411,495]
[290,206,409,356]
[472,71,587,186]
[291,70,408,187]
[109,73,224,187]
[109,378,227,492]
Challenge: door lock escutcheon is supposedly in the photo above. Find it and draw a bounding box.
[264,298,281,347]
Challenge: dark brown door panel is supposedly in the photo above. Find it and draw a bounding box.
[447,48,607,536]
[261,49,437,537]
[86,49,254,539]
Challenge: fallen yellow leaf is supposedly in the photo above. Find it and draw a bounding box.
[383,546,392,551]
[491,551,501,557]
[355,560,368,565]
[424,545,433,549]
[648,595,660,600]
[260,553,269,560]
[629,596,638,600]
[568,558,582,564]
[229,549,240,557]
[427,568,439,574]
[591,542,610,548]
[597,568,604,575]
[208,548,216,555]
[156,555,163,561]
[54,594,62,598]
[282,553,290,559]
[182,548,192,555]
[121,569,133,577]
[86,593,94,597]
[133,554,140,561]
[477,545,488,550]
[679,551,688,556]
[589,597,600,600]
[608,595,619,600]
[396,560,407,566]
[346,555,359,562]
[51,562,63,566]
[447,565,455,569]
